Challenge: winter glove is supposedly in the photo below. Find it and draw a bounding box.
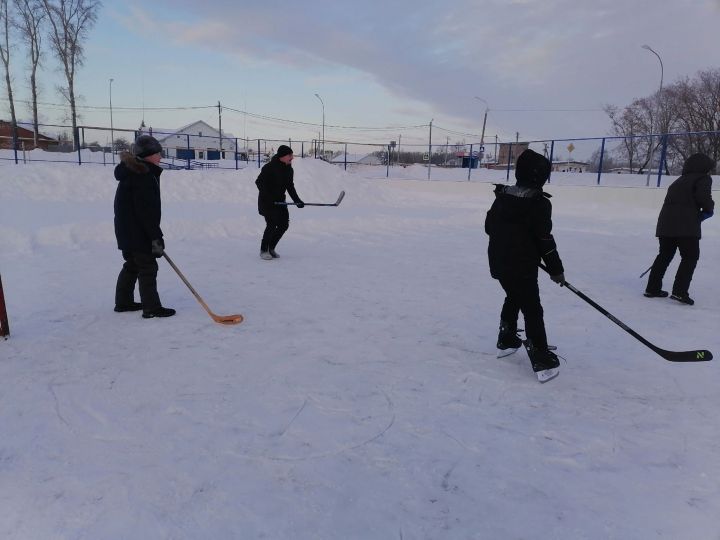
[550,272,565,286]
[151,238,165,258]
[295,200,305,208]
[700,210,714,221]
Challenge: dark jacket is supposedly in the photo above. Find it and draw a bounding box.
[114,152,163,253]
[485,184,564,280]
[656,153,715,238]
[255,156,302,215]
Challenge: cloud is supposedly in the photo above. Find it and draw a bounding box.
[134,0,720,139]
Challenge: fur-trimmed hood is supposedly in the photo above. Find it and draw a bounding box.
[114,151,163,180]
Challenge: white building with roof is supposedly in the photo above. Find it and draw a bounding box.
[149,120,243,160]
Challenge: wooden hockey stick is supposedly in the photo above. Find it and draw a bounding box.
[163,253,244,325]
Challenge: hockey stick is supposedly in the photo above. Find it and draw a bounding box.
[539,264,712,362]
[275,190,345,207]
[163,253,244,325]
[639,265,652,278]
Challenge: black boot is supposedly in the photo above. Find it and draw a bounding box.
[525,340,560,382]
[114,302,143,312]
[670,293,694,305]
[497,320,522,357]
[142,306,176,318]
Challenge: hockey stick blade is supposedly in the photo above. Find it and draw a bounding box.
[275,190,345,207]
[163,253,244,325]
[539,264,712,362]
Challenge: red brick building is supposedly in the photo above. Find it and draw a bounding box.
[0,121,56,150]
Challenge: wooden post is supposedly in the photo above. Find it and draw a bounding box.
[0,274,9,339]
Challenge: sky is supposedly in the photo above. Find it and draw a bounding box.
[3,0,720,147]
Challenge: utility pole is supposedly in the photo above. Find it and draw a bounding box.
[109,78,115,164]
[428,119,433,180]
[218,101,223,157]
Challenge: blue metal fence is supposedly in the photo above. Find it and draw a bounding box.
[1,122,718,187]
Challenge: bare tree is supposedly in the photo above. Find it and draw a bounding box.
[14,0,45,147]
[42,0,100,150]
[0,0,18,149]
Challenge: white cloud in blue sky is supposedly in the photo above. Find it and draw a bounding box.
[7,0,719,146]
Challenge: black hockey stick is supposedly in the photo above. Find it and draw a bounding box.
[540,264,712,362]
[639,264,652,278]
[275,190,345,207]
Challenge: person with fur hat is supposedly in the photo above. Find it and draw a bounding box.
[255,145,305,260]
[113,134,175,318]
[485,148,565,382]
[644,153,715,305]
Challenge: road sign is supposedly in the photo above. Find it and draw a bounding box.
[423,153,429,161]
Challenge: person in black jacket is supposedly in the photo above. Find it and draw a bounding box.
[255,145,305,259]
[114,135,175,318]
[645,153,715,305]
[485,149,565,381]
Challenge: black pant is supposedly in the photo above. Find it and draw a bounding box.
[498,277,548,350]
[261,206,289,252]
[646,237,699,296]
[115,250,161,311]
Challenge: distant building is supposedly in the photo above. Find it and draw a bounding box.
[0,121,56,150]
[151,120,240,160]
[494,142,530,168]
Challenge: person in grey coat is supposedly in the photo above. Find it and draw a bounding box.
[645,153,715,305]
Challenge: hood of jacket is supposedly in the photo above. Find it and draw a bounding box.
[114,151,163,181]
[681,153,715,175]
[515,149,551,188]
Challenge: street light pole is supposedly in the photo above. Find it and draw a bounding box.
[109,78,115,164]
[642,44,663,186]
[474,97,489,167]
[314,93,325,159]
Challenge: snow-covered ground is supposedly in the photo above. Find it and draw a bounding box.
[1,157,719,539]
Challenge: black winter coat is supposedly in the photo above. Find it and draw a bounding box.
[114,152,164,254]
[656,155,714,239]
[255,156,301,215]
[485,184,564,280]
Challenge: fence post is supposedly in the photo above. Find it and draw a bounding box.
[257,139,261,168]
[468,144,473,181]
[12,128,18,165]
[597,138,606,185]
[77,127,82,165]
[301,141,304,157]
[386,145,390,178]
[235,138,239,170]
[0,274,9,339]
[344,143,348,171]
[186,134,191,170]
[656,135,669,187]
[548,141,555,184]
[505,143,512,181]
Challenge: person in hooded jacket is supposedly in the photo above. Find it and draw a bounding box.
[644,153,715,305]
[113,135,175,318]
[255,145,305,260]
[485,149,565,381]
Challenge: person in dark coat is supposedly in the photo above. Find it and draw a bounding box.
[255,145,305,259]
[114,135,175,318]
[485,149,565,380]
[645,153,715,305]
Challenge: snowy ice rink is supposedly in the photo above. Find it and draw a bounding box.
[1,157,719,539]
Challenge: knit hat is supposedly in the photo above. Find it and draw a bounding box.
[276,145,293,158]
[132,135,162,158]
[515,149,551,188]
